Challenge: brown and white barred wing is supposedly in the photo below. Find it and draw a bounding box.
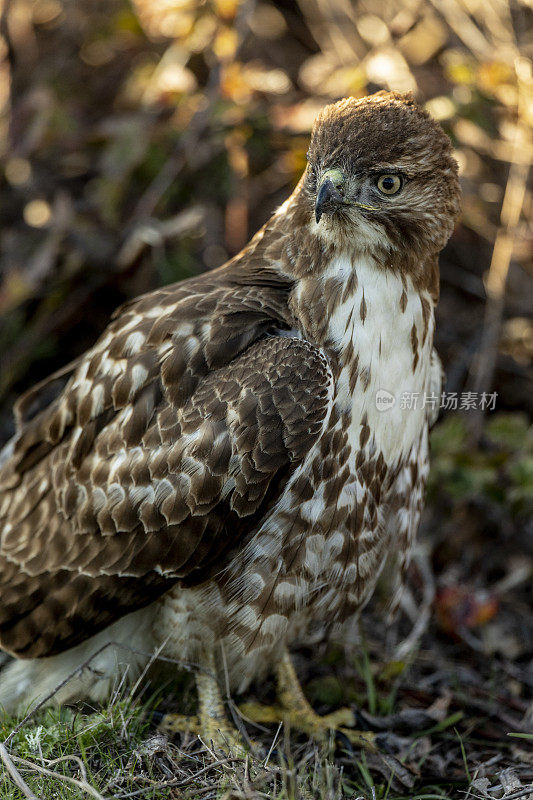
[0,282,331,658]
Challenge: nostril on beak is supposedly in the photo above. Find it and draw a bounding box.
[315,178,342,224]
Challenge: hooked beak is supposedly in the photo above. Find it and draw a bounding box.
[315,167,382,223]
[315,168,345,224]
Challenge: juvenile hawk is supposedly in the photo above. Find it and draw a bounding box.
[0,92,460,746]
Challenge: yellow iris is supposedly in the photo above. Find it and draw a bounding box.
[376,174,402,195]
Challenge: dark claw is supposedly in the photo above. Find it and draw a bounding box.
[353,708,377,730]
[334,729,354,755]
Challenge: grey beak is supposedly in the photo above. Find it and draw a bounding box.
[315,178,343,223]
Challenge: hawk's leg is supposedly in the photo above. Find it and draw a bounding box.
[240,650,376,750]
[157,650,246,753]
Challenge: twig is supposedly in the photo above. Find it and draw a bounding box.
[127,62,221,229]
[125,0,254,236]
[263,722,283,768]
[465,788,533,800]
[10,753,106,800]
[503,787,533,800]
[467,59,531,442]
[116,206,205,270]
[429,0,491,58]
[128,639,168,701]
[45,753,89,782]
[109,757,241,799]
[0,742,43,800]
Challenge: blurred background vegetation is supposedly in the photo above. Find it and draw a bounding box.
[0,0,532,795]
[1,0,532,424]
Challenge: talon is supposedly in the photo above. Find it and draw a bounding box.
[333,728,354,754]
[265,651,377,751]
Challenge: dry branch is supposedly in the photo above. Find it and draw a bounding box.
[467,89,531,440]
[9,752,106,800]
[0,742,43,800]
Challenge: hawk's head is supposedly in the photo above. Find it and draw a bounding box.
[302,92,460,262]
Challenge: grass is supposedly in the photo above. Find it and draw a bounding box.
[0,700,154,799]
[0,715,461,800]
[1,639,521,800]
[0,669,436,799]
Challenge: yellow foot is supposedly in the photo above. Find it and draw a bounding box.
[157,713,200,736]
[238,701,376,751]
[157,712,250,755]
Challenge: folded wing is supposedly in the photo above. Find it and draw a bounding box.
[0,280,332,657]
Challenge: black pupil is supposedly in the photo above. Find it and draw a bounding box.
[382,176,395,190]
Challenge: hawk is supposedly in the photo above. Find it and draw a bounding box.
[0,92,460,748]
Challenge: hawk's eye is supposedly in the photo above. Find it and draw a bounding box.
[376,174,403,195]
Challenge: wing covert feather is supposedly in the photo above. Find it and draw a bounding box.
[0,320,332,657]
